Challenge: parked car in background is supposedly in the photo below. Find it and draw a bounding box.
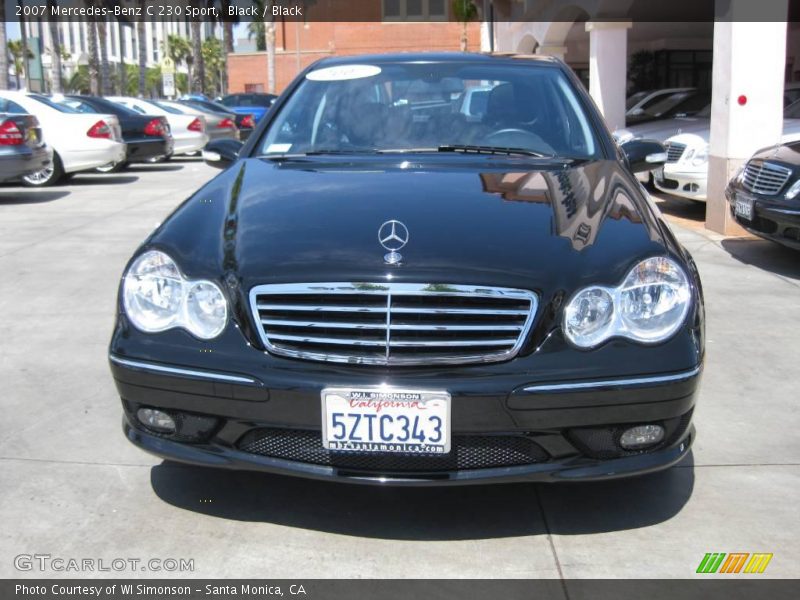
[625,89,711,126]
[107,96,208,157]
[0,113,52,182]
[179,98,256,141]
[110,53,703,487]
[654,100,800,202]
[154,100,240,142]
[626,87,694,118]
[0,91,126,186]
[53,95,173,172]
[726,140,800,250]
[219,92,277,122]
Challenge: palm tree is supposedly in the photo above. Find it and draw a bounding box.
[136,7,146,96]
[0,6,8,90]
[202,37,224,96]
[452,0,478,52]
[248,0,266,51]
[47,3,62,93]
[88,17,100,94]
[116,20,126,95]
[19,2,29,91]
[8,40,31,89]
[165,34,192,89]
[264,3,276,94]
[189,6,205,94]
[220,0,236,95]
[97,18,111,95]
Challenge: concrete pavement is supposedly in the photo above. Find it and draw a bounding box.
[0,161,798,579]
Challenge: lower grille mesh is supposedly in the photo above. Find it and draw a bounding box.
[237,428,549,472]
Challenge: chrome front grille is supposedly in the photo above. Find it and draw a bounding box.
[664,142,686,163]
[742,160,793,195]
[249,283,538,366]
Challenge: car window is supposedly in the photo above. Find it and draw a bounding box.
[0,98,28,114]
[259,63,600,159]
[151,101,184,114]
[28,94,80,113]
[56,98,100,113]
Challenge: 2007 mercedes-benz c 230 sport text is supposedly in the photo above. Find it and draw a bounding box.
[109,53,704,485]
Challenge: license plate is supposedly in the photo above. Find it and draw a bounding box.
[321,387,451,454]
[734,193,754,220]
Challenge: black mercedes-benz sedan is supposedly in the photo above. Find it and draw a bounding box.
[726,140,800,250]
[109,53,704,485]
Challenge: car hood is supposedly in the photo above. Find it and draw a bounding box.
[148,156,670,294]
[615,118,710,143]
[751,138,800,163]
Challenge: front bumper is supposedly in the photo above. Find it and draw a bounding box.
[654,166,707,201]
[728,188,800,249]
[110,353,701,486]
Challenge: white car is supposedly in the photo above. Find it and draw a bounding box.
[107,96,209,156]
[655,107,800,202]
[0,91,126,186]
[614,105,712,183]
[626,87,694,118]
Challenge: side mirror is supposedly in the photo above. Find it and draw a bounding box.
[202,139,244,169]
[621,138,667,173]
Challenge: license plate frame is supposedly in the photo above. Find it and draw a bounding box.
[734,192,755,220]
[321,387,451,454]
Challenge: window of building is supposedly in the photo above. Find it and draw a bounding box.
[79,21,86,52]
[383,0,447,20]
[245,83,265,93]
[68,23,74,54]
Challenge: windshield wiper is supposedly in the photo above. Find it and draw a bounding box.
[437,144,554,158]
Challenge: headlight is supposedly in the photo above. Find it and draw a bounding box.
[563,257,691,349]
[123,250,227,339]
[690,144,709,167]
[785,179,800,200]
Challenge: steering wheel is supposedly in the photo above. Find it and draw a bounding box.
[483,128,554,155]
[485,128,532,141]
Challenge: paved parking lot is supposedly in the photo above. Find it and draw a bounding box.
[1,161,798,580]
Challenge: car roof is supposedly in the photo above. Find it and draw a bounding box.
[310,51,560,68]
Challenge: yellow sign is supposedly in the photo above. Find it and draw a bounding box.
[161,57,175,75]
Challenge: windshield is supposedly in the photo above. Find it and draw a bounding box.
[259,62,600,159]
[643,91,710,118]
[151,100,185,115]
[626,91,649,110]
[785,99,800,119]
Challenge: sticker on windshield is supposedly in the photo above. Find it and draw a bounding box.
[306,65,382,82]
[266,143,292,153]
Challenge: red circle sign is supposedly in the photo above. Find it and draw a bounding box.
[737,95,747,106]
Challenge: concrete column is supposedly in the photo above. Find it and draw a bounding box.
[585,21,632,132]
[536,45,568,62]
[706,1,788,235]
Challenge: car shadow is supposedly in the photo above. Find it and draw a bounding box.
[170,156,203,163]
[125,164,184,172]
[68,175,140,186]
[0,190,71,204]
[150,454,694,541]
[720,238,800,281]
[650,192,706,224]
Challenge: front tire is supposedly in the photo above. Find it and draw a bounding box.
[22,152,64,187]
